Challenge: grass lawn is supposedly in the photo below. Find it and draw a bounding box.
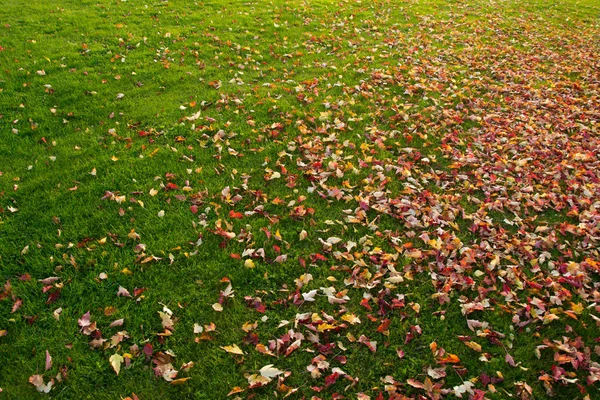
[1,0,600,398]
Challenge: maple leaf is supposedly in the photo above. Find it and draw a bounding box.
[241,321,257,332]
[78,311,96,335]
[302,289,318,302]
[229,210,243,219]
[358,335,377,352]
[117,286,132,298]
[247,373,270,388]
[220,344,244,355]
[453,381,475,398]
[259,364,284,379]
[28,375,53,393]
[427,366,446,380]
[109,353,124,375]
[407,378,425,389]
[505,353,517,367]
[341,313,361,325]
[158,311,174,330]
[463,341,482,352]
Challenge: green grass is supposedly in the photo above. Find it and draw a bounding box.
[1,0,600,398]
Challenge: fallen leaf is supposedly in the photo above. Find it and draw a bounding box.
[259,364,284,379]
[45,350,52,371]
[220,344,244,355]
[109,353,124,375]
[110,318,125,327]
[29,375,53,393]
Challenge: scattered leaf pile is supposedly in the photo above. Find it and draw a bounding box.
[1,0,599,398]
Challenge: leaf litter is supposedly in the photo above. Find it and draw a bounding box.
[1,0,599,398]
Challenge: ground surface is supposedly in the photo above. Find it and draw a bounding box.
[1,0,600,398]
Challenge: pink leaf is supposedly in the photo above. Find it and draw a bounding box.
[505,353,516,367]
[45,350,52,371]
[78,311,91,328]
[117,286,132,298]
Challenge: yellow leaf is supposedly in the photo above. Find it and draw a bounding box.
[464,341,482,352]
[543,314,560,324]
[109,353,124,375]
[228,387,244,396]
[170,377,190,385]
[341,313,361,325]
[571,302,584,315]
[241,321,258,332]
[220,344,244,355]
[318,323,336,332]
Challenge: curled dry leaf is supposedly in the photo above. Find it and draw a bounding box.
[29,375,53,393]
[45,350,52,371]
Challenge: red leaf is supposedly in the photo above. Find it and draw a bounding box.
[46,290,60,304]
[229,210,243,219]
[324,372,340,387]
[360,298,372,311]
[143,343,153,357]
[376,318,391,333]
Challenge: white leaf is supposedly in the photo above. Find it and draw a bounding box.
[117,286,132,298]
[302,289,318,302]
[326,237,342,245]
[259,364,284,379]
